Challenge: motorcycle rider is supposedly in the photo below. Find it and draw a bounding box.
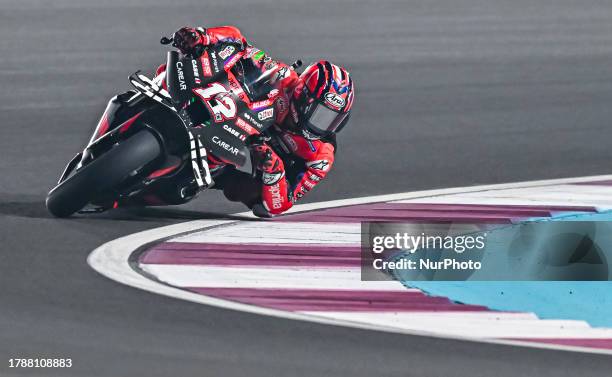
[166,26,355,217]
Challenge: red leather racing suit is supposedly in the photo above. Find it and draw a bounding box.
[158,26,336,216]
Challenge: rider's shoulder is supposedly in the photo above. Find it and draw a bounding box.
[206,25,245,43]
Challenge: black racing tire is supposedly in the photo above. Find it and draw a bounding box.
[45,130,162,218]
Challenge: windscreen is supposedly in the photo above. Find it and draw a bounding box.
[231,59,275,101]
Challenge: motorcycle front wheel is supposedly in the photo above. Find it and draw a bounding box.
[45,130,162,218]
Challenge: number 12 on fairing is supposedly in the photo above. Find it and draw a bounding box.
[194,83,237,122]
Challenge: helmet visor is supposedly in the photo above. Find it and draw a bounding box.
[304,102,348,136]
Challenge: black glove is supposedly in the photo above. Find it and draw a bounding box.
[172,27,206,55]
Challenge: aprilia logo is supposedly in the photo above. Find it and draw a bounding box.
[268,183,283,209]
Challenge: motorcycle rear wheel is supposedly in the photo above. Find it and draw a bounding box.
[45,130,161,218]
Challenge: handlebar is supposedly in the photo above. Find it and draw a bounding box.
[160,36,173,45]
[160,34,246,59]
[291,60,303,70]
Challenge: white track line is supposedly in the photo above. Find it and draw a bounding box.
[171,222,360,244]
[87,175,612,355]
[141,264,408,291]
[399,184,612,208]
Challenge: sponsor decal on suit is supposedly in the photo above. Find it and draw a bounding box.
[262,171,284,186]
[306,160,330,172]
[266,181,284,209]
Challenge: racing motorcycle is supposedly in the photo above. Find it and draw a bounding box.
[46,36,300,217]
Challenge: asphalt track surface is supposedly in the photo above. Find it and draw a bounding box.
[3,0,612,376]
